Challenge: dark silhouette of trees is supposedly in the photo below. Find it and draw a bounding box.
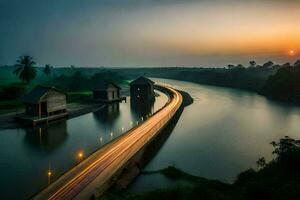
[262,67,295,101]
[227,64,235,69]
[294,60,300,67]
[282,62,291,68]
[256,157,266,170]
[236,64,244,69]
[249,61,256,68]
[13,55,37,83]
[262,61,274,68]
[262,61,300,102]
[43,64,51,76]
[271,136,300,166]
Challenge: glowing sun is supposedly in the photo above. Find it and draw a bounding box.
[288,50,296,56]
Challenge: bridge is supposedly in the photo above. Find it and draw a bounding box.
[33,84,183,200]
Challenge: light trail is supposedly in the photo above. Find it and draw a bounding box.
[33,85,182,200]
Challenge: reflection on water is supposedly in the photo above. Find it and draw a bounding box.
[94,103,120,122]
[130,99,154,119]
[0,92,168,200]
[24,120,68,152]
[129,78,300,192]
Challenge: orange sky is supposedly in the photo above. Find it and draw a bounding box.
[130,2,300,58]
[1,0,300,66]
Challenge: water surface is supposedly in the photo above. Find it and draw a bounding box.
[0,91,168,199]
[130,78,300,192]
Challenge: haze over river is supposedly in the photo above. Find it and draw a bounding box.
[130,78,300,191]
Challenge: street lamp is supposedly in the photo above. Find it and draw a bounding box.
[77,151,84,162]
[47,168,52,185]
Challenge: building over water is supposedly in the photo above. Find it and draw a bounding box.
[20,85,67,118]
[130,76,155,102]
[93,81,124,103]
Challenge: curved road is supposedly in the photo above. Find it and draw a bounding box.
[33,84,183,200]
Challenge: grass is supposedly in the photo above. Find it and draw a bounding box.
[67,91,93,103]
[0,100,24,114]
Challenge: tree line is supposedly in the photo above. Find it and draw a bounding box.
[7,54,300,104]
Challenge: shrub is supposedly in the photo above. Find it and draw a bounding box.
[0,82,27,100]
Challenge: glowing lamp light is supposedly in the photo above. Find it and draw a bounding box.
[47,170,52,177]
[78,151,84,159]
[47,168,52,184]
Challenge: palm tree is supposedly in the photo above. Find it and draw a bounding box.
[13,55,37,83]
[44,64,51,76]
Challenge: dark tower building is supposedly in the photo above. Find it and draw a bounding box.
[130,76,155,102]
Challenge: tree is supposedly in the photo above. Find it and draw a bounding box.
[44,64,51,76]
[256,157,266,170]
[294,60,300,67]
[282,62,291,68]
[262,61,274,69]
[262,68,295,101]
[249,61,256,68]
[13,55,37,83]
[271,136,300,166]
[227,64,235,69]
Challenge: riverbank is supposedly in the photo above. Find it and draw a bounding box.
[0,102,104,129]
[100,136,300,200]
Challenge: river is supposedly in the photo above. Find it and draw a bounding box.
[1,79,300,199]
[129,78,300,192]
[0,90,168,199]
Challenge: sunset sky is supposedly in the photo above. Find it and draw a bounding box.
[0,0,300,67]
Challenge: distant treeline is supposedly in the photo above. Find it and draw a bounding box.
[0,66,128,101]
[1,59,300,104]
[52,71,128,91]
[110,61,300,104]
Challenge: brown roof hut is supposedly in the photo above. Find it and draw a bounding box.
[20,85,67,118]
[93,81,123,103]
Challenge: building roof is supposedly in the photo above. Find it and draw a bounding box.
[21,85,65,104]
[93,81,121,91]
[130,76,154,85]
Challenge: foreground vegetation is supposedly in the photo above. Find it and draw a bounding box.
[101,136,300,200]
